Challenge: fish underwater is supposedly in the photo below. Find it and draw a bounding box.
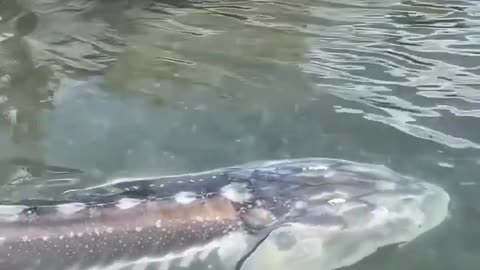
[0,158,450,270]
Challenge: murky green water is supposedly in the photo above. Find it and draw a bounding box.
[0,0,479,269]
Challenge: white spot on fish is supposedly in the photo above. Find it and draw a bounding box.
[116,198,142,210]
[194,216,204,222]
[22,236,29,242]
[295,201,308,209]
[220,183,252,203]
[304,165,328,171]
[56,203,86,215]
[328,198,346,206]
[42,236,49,241]
[135,227,143,232]
[59,235,64,240]
[69,232,75,238]
[106,227,113,233]
[77,232,83,237]
[175,192,197,204]
[156,220,162,228]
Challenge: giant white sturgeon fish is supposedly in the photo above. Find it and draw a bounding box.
[0,158,450,270]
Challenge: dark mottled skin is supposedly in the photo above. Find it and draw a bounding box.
[1,158,404,270]
[0,193,254,270]
[0,162,291,270]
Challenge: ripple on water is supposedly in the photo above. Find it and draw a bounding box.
[0,1,479,269]
[302,0,480,150]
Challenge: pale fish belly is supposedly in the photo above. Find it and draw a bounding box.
[84,231,254,270]
[0,230,254,270]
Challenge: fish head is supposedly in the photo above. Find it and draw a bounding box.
[230,158,450,270]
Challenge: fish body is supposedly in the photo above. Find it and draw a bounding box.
[0,158,450,270]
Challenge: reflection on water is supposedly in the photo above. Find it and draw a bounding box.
[0,0,479,269]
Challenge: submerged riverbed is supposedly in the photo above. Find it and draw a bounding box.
[0,0,479,269]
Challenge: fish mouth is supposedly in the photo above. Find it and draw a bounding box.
[412,182,451,236]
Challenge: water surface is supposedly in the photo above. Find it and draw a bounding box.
[0,0,479,269]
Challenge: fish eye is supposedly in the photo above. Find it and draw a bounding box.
[274,231,297,251]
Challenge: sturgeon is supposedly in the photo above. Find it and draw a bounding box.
[0,158,450,270]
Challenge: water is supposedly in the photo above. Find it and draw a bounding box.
[0,0,479,269]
